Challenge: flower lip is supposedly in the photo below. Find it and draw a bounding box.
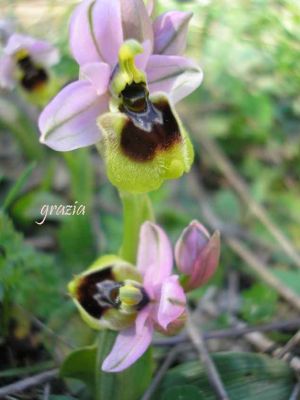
[73,263,150,320]
[16,53,48,92]
[119,96,181,162]
[75,266,115,319]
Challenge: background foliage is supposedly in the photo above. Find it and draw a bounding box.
[1,0,300,398]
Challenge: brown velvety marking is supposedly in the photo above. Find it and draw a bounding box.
[76,267,114,319]
[120,99,181,162]
[17,56,48,91]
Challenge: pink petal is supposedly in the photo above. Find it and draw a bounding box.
[137,222,173,289]
[69,0,123,67]
[0,54,15,89]
[28,41,59,67]
[153,11,192,55]
[135,40,152,71]
[121,0,153,48]
[80,62,111,95]
[39,80,109,151]
[102,309,153,372]
[4,33,59,67]
[188,231,220,290]
[156,275,186,330]
[175,220,210,275]
[146,55,203,103]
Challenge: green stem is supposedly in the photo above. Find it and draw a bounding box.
[94,192,154,399]
[95,330,118,400]
[119,191,154,263]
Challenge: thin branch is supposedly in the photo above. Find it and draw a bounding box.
[18,306,75,350]
[202,302,300,372]
[289,383,300,400]
[141,344,190,400]
[186,312,229,400]
[43,383,51,400]
[227,237,300,311]
[190,128,300,269]
[233,318,300,372]
[0,369,58,398]
[189,173,300,312]
[153,318,300,346]
[276,331,300,359]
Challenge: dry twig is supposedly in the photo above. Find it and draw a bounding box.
[153,318,300,346]
[276,330,300,359]
[289,382,300,400]
[0,369,58,398]
[186,311,229,400]
[202,302,300,372]
[141,344,190,400]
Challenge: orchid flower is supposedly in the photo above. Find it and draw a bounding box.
[39,0,203,193]
[175,220,220,291]
[68,220,219,373]
[0,33,59,99]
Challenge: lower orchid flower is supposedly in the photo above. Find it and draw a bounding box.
[68,220,220,373]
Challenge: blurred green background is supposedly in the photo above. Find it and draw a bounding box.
[1,0,300,398]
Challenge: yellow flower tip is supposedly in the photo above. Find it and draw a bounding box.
[14,48,29,61]
[111,39,146,97]
[118,39,143,61]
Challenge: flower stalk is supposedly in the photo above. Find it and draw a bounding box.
[119,191,154,263]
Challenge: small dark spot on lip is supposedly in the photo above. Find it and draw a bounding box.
[120,98,181,163]
[76,267,115,319]
[121,82,148,113]
[21,68,48,91]
[17,55,48,92]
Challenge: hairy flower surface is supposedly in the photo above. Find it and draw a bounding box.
[39,0,203,153]
[0,33,59,96]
